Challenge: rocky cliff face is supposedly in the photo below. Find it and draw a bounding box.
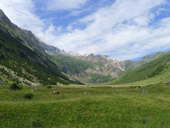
[41,42,66,55]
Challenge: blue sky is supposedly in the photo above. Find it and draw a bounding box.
[33,0,115,32]
[0,0,170,60]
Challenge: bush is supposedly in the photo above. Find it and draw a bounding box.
[31,119,42,128]
[47,85,52,89]
[10,83,22,90]
[23,93,34,100]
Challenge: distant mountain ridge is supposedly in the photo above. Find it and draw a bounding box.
[51,52,163,83]
[123,52,164,71]
[111,51,170,85]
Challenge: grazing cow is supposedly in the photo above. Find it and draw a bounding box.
[51,91,60,95]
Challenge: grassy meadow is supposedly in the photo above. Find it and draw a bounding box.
[0,84,170,128]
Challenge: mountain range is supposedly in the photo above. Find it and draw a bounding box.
[0,9,169,86]
[50,52,163,83]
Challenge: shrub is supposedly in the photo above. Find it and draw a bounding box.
[10,83,22,90]
[23,93,34,100]
[47,85,52,89]
[31,119,42,128]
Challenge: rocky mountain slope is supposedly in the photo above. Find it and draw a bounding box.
[51,52,163,83]
[51,54,123,83]
[0,9,80,85]
[0,10,46,54]
[41,43,66,55]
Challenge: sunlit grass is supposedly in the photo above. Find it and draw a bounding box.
[0,84,170,128]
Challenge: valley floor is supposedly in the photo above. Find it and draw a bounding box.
[0,84,170,128]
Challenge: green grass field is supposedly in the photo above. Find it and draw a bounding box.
[0,84,170,128]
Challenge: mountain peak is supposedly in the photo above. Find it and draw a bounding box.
[0,9,4,15]
[0,9,7,18]
[0,9,12,27]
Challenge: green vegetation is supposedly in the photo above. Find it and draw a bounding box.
[0,24,74,85]
[51,55,96,75]
[23,93,34,100]
[1,8,170,128]
[0,84,170,127]
[88,73,112,83]
[9,83,22,90]
[124,52,163,71]
[47,85,52,89]
[112,52,170,85]
[0,10,81,85]
[51,55,117,83]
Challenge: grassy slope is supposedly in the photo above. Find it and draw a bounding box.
[0,84,170,128]
[124,52,164,71]
[51,55,95,75]
[0,25,72,85]
[111,51,170,85]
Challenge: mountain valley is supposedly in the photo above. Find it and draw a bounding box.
[0,2,170,127]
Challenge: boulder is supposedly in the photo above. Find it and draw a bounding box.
[164,81,170,84]
[0,79,4,85]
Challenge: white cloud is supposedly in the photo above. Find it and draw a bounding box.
[47,0,87,10]
[57,26,62,32]
[66,26,73,31]
[0,0,170,60]
[133,16,150,26]
[0,0,44,33]
[48,0,170,60]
